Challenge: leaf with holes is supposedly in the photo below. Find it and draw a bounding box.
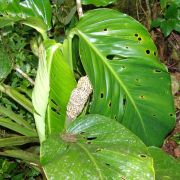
[32,39,76,142]
[0,0,52,36]
[82,0,117,6]
[41,114,154,179]
[70,9,175,146]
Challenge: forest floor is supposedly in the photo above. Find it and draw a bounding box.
[153,30,180,158]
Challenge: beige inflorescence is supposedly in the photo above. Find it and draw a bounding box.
[66,76,92,121]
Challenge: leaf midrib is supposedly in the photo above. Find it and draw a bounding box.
[77,142,103,180]
[76,29,147,141]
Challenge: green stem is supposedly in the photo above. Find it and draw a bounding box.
[14,65,35,85]
[68,36,74,71]
[41,31,48,40]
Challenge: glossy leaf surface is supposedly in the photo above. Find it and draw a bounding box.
[32,40,76,142]
[0,0,52,36]
[148,147,180,179]
[45,40,76,135]
[71,9,175,146]
[82,0,117,6]
[41,114,154,179]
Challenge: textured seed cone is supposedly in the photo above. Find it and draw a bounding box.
[66,76,92,122]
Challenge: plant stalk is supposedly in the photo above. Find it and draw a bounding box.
[76,0,83,18]
[145,0,152,30]
[14,65,35,85]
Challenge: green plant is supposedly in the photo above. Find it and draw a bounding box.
[171,133,180,145]
[151,0,180,36]
[0,157,40,180]
[0,0,179,179]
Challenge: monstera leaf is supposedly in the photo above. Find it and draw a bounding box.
[41,114,154,179]
[32,40,76,142]
[0,0,52,37]
[69,9,175,146]
[148,147,180,179]
[82,0,117,6]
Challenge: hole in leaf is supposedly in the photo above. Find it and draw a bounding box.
[154,69,161,73]
[51,107,61,115]
[152,114,156,117]
[123,98,126,105]
[86,141,91,144]
[114,115,117,120]
[146,50,150,54]
[104,28,107,31]
[86,137,97,140]
[135,33,138,37]
[169,113,173,117]
[122,66,125,69]
[138,37,142,41]
[140,95,145,99]
[106,55,115,60]
[51,99,58,106]
[140,154,147,158]
[100,93,104,98]
[125,46,129,49]
[108,101,112,108]
[154,52,156,56]
[96,148,102,152]
[105,163,110,166]
[80,131,85,135]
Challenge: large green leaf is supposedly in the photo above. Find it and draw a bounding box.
[32,43,49,142]
[0,0,52,37]
[148,147,180,179]
[41,114,155,179]
[45,40,76,135]
[70,9,175,146]
[82,0,117,6]
[32,40,76,143]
